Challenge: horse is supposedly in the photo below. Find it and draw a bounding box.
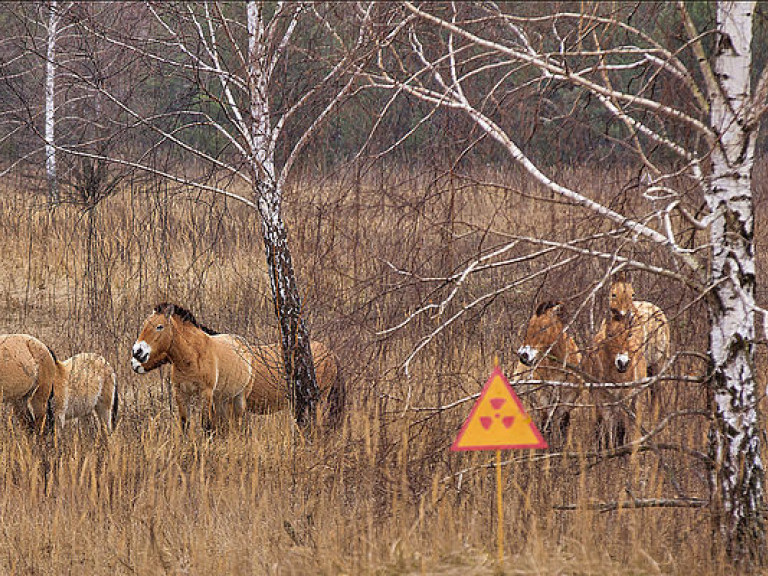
[132,303,343,430]
[51,353,118,432]
[596,271,671,417]
[597,271,670,377]
[132,303,257,431]
[584,310,648,449]
[515,301,583,444]
[0,333,57,433]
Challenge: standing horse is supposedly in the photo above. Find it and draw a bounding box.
[515,301,582,444]
[597,271,670,377]
[0,334,57,433]
[132,303,256,431]
[132,303,344,430]
[584,310,648,449]
[596,271,671,419]
[52,353,118,432]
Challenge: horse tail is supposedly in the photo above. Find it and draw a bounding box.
[45,381,56,435]
[110,372,119,431]
[323,359,346,430]
[44,345,60,435]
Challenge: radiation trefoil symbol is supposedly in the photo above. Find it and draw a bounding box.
[451,366,547,451]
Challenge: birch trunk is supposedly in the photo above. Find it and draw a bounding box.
[707,0,765,565]
[45,0,59,205]
[247,1,319,427]
[258,182,319,427]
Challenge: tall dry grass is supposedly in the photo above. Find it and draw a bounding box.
[0,162,760,574]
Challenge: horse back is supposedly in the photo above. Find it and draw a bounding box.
[633,301,670,369]
[208,334,263,399]
[244,340,340,414]
[0,334,57,401]
[58,353,113,418]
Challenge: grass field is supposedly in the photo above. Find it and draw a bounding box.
[0,164,763,574]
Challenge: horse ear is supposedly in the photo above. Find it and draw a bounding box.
[165,304,175,319]
[614,270,630,283]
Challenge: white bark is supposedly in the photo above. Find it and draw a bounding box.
[45,0,60,205]
[706,0,765,563]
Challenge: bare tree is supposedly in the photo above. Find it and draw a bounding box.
[71,1,370,426]
[366,1,768,565]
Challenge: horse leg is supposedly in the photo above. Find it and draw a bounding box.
[29,380,54,434]
[12,398,33,431]
[95,391,113,434]
[232,393,246,430]
[201,387,215,433]
[175,388,191,432]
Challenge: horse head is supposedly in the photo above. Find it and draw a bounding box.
[518,301,566,367]
[603,311,636,375]
[609,271,635,321]
[131,304,175,373]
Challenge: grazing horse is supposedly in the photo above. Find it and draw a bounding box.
[132,303,256,431]
[52,353,118,432]
[515,301,582,443]
[584,310,648,449]
[0,334,57,433]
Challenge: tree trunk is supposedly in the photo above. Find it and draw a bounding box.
[258,181,319,428]
[707,0,765,565]
[45,0,59,205]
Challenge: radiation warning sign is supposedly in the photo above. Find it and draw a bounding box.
[451,365,548,451]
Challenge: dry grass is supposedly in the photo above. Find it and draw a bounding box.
[0,163,759,574]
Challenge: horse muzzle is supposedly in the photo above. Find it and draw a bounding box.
[517,345,536,367]
[615,353,630,373]
[131,357,146,374]
[132,341,151,366]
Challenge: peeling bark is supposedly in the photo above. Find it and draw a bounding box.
[258,181,319,427]
[707,0,765,566]
[247,1,319,427]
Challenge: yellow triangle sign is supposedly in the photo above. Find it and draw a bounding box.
[451,365,548,451]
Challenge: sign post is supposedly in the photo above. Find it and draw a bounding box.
[451,359,547,565]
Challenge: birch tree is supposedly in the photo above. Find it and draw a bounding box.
[44,0,61,204]
[367,1,768,565]
[77,1,370,426]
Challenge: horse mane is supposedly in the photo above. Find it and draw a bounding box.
[154,302,219,336]
[535,300,562,316]
[613,270,630,283]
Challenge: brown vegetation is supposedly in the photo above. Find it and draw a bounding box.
[0,163,762,574]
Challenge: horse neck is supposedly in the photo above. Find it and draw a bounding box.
[537,332,580,379]
[167,319,208,369]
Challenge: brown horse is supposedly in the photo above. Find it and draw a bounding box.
[132,303,258,431]
[515,301,582,443]
[132,303,343,430]
[584,310,648,449]
[597,271,670,377]
[52,353,118,432]
[0,334,57,433]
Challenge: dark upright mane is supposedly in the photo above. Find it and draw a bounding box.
[154,302,219,335]
[536,301,562,316]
